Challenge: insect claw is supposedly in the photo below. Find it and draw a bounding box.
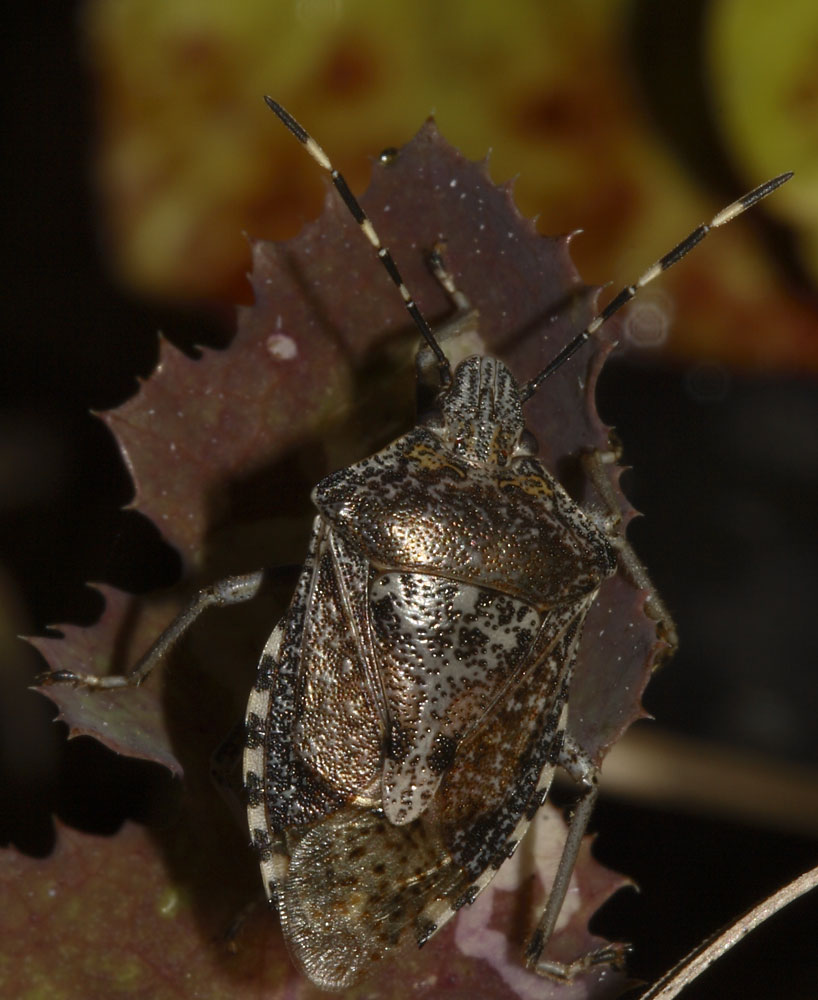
[33,669,80,687]
[531,942,631,981]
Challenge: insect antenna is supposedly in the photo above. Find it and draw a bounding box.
[521,171,793,401]
[265,97,453,388]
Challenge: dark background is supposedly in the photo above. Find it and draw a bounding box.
[2,3,816,998]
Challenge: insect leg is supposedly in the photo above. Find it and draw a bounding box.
[525,736,627,978]
[427,242,470,312]
[582,449,679,653]
[415,242,483,412]
[37,570,265,689]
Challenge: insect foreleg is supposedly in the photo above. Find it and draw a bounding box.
[427,242,470,313]
[37,570,265,689]
[415,243,483,412]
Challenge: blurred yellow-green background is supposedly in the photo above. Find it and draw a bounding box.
[83,0,818,367]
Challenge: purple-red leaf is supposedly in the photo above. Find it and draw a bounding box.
[30,585,182,774]
[0,808,630,1000]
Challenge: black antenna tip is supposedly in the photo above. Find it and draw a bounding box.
[740,171,794,211]
[264,97,309,145]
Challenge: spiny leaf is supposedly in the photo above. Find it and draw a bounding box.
[30,585,183,775]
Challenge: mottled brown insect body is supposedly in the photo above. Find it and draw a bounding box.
[243,356,616,987]
[235,105,790,989]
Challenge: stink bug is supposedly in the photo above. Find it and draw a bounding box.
[39,100,792,990]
